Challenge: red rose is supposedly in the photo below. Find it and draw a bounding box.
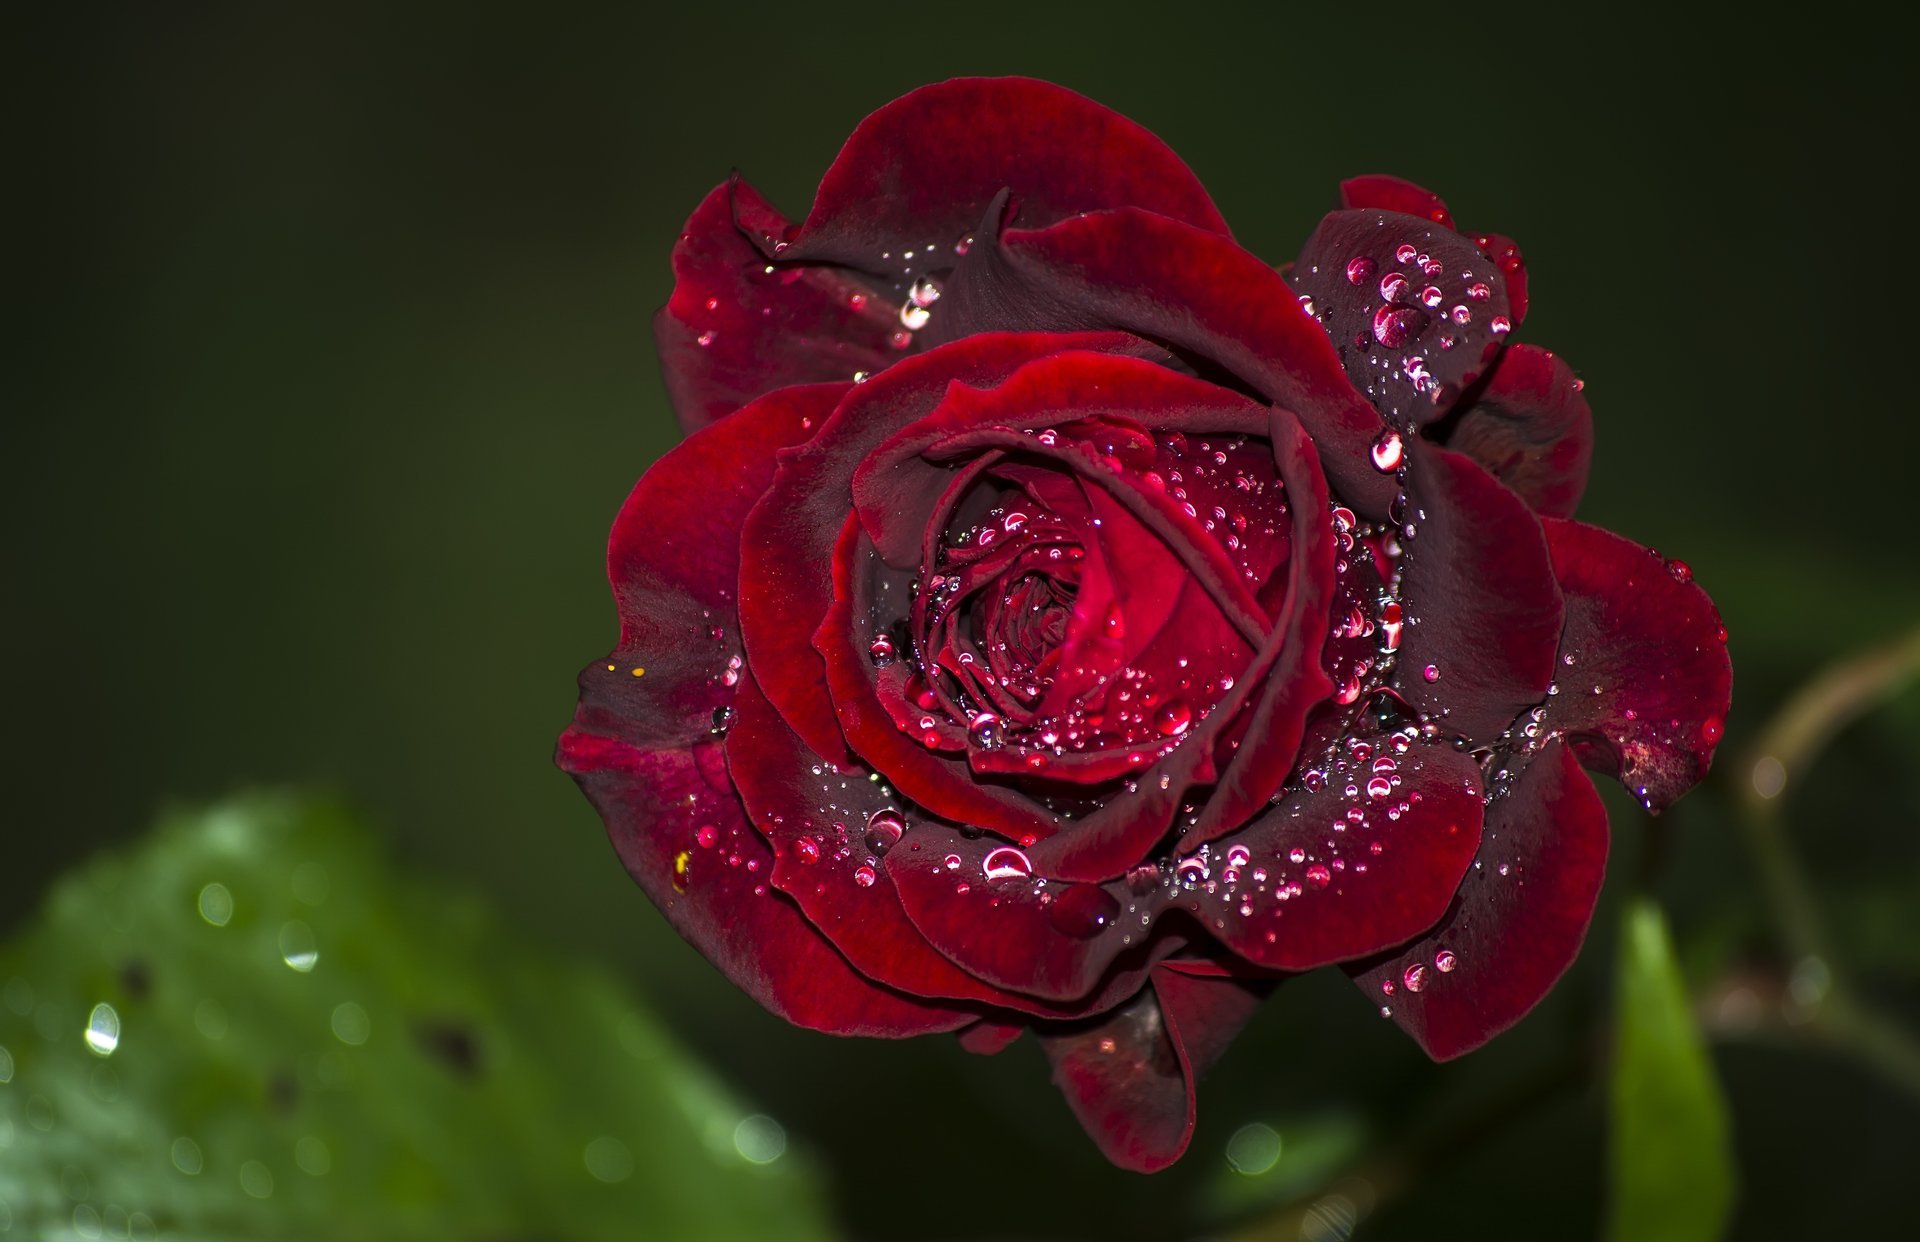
[557,78,1732,1171]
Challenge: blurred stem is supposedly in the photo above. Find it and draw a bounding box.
[1732,622,1920,1101]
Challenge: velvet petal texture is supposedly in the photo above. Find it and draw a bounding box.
[1037,965,1270,1173]
[1288,206,1514,428]
[1541,519,1733,809]
[1444,343,1593,519]
[1347,738,1608,1059]
[656,179,900,434]
[1392,443,1565,745]
[935,206,1400,516]
[783,76,1231,278]
[1338,175,1531,324]
[559,384,971,1036]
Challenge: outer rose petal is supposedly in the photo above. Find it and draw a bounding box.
[1346,738,1608,1059]
[1037,965,1269,1173]
[726,668,1162,1021]
[783,76,1230,277]
[1339,175,1530,323]
[558,386,969,1036]
[1444,343,1592,518]
[1393,443,1564,745]
[1288,207,1514,428]
[1540,519,1732,810]
[657,179,898,433]
[937,207,1400,516]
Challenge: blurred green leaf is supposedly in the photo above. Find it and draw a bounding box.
[1606,899,1735,1242]
[0,795,833,1241]
[1197,1110,1368,1223]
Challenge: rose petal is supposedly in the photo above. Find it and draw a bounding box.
[727,668,1158,1019]
[1339,176,1529,323]
[1443,343,1592,519]
[1393,443,1564,745]
[1346,738,1608,1058]
[1188,731,1485,971]
[1340,174,1455,226]
[1036,965,1268,1173]
[937,208,1399,516]
[1288,207,1513,428]
[783,76,1230,280]
[559,388,967,1036]
[1540,519,1732,810]
[657,179,898,433]
[958,1019,1025,1056]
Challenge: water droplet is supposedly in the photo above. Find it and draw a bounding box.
[1422,664,1440,683]
[1154,699,1192,736]
[1372,305,1426,348]
[1047,884,1121,937]
[1370,430,1405,472]
[330,1002,370,1045]
[1467,282,1491,301]
[1434,948,1458,972]
[1304,863,1331,888]
[239,1159,274,1199]
[899,303,931,330]
[1345,256,1377,286]
[1288,847,1307,864]
[1701,716,1725,746]
[279,922,318,972]
[198,883,233,927]
[695,824,719,849]
[1394,243,1418,264]
[1378,272,1411,303]
[868,635,896,667]
[852,865,877,888]
[171,1137,204,1175]
[1489,314,1512,335]
[863,809,904,855]
[1225,1121,1284,1175]
[1420,285,1444,308]
[1668,559,1692,582]
[1366,776,1393,799]
[696,330,716,347]
[1402,963,1428,993]
[84,1003,120,1057]
[733,1114,788,1164]
[793,838,820,865]
[969,712,1004,750]
[982,847,1032,881]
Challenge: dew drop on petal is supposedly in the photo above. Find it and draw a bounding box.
[982,847,1033,881]
[1345,256,1377,286]
[1434,948,1458,973]
[1047,884,1121,938]
[1403,963,1428,993]
[1370,430,1405,473]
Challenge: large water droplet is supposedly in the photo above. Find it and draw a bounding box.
[1402,963,1428,993]
[1378,272,1411,303]
[1304,863,1332,888]
[868,635,896,667]
[1434,948,1458,972]
[969,712,1004,750]
[982,847,1033,881]
[1345,256,1377,286]
[84,1003,120,1057]
[279,922,318,972]
[1370,430,1405,472]
[1154,699,1192,736]
[863,809,904,855]
[197,883,233,927]
[1372,305,1427,348]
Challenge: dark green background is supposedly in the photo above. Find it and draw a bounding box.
[8,6,1916,1238]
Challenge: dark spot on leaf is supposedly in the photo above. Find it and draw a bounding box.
[415,1019,484,1080]
[117,960,151,1001]
[268,1069,299,1115]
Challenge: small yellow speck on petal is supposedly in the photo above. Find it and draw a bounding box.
[631,667,646,677]
[672,849,692,892]
[606,663,616,672]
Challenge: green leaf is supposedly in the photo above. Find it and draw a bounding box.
[1605,899,1736,1242]
[0,795,834,1241]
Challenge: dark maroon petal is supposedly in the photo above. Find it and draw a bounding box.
[1347,738,1608,1059]
[1288,207,1513,428]
[885,821,1149,1002]
[783,77,1230,278]
[1340,174,1455,226]
[943,208,1398,516]
[1540,519,1732,810]
[958,1019,1025,1056]
[656,179,898,433]
[1393,444,1564,745]
[558,389,967,1036]
[1339,176,1530,324]
[1189,732,1484,972]
[1443,344,1592,519]
[1036,966,1268,1173]
[727,668,1152,1020]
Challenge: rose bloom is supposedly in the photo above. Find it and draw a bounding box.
[557,78,1731,1171]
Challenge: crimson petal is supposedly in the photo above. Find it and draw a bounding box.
[558,388,967,1036]
[1443,344,1592,519]
[1346,738,1608,1058]
[1289,207,1513,428]
[1393,444,1564,745]
[657,179,898,433]
[783,76,1230,279]
[727,669,1157,1020]
[1036,965,1269,1173]
[1339,176,1530,323]
[1189,732,1484,972]
[938,208,1398,516]
[1540,519,1732,810]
